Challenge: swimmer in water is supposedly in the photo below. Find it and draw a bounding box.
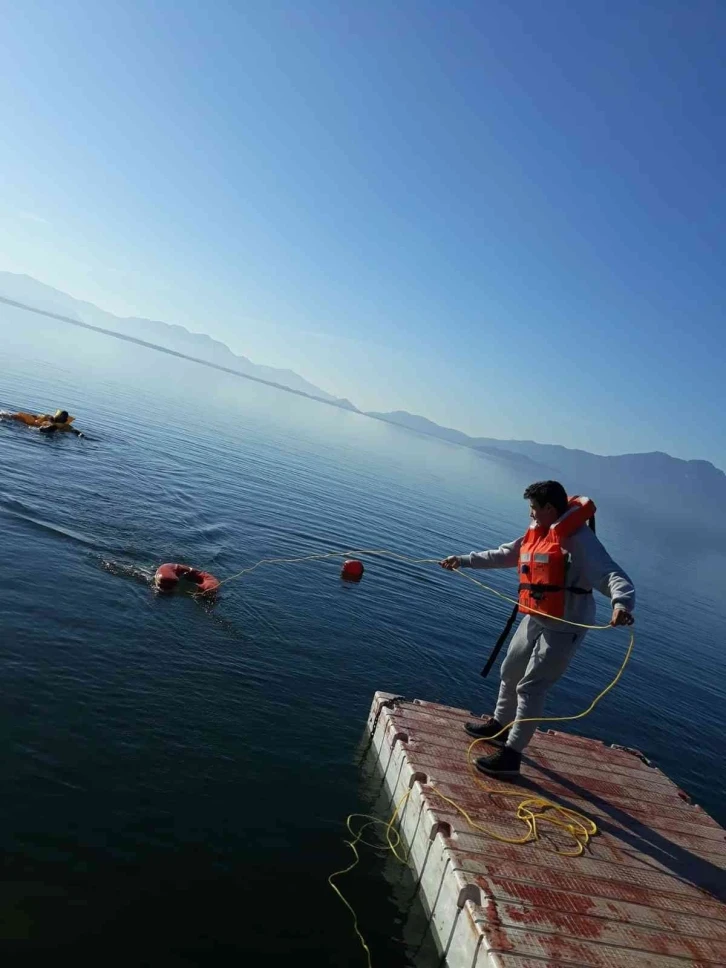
[1,409,85,437]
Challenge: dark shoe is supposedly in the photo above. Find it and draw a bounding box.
[464,716,510,745]
[474,745,522,777]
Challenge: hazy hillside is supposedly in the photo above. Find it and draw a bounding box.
[367,409,726,517]
[0,273,357,411]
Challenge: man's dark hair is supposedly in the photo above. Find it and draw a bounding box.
[54,411,69,423]
[523,480,568,515]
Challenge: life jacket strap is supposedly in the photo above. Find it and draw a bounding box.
[518,583,592,601]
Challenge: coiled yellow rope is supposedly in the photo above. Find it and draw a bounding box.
[210,547,634,965]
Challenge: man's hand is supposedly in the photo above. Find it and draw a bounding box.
[610,606,634,627]
[440,556,462,570]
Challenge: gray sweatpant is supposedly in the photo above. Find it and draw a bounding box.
[494,615,587,752]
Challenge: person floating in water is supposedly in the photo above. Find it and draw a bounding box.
[1,409,85,437]
[441,480,635,778]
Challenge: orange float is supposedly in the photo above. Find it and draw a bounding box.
[154,563,220,596]
[341,559,364,582]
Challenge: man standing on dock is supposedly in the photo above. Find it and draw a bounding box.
[441,480,635,778]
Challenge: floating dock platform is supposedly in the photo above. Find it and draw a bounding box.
[366,692,726,967]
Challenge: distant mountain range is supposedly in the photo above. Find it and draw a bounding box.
[367,410,726,518]
[0,273,358,412]
[2,273,723,519]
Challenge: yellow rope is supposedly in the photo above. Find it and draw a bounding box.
[425,626,634,858]
[445,558,635,853]
[330,624,632,964]
[209,546,634,960]
[327,791,411,968]
[450,563,616,629]
[213,547,617,631]
[212,549,440,590]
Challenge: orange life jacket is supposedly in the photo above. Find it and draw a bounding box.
[518,495,596,618]
[14,412,76,430]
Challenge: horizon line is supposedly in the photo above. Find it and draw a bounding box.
[1,290,720,472]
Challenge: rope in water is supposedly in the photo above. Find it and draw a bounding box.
[211,549,441,589]
[326,790,412,968]
[209,547,634,967]
[328,635,635,968]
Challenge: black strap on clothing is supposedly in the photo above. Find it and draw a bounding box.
[518,582,592,597]
[480,603,518,678]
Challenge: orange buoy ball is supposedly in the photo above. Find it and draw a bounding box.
[341,558,364,582]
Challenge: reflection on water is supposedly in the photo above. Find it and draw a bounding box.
[1,307,725,963]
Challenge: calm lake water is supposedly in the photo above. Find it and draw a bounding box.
[2,305,725,965]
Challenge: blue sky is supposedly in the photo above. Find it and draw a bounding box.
[1,0,725,465]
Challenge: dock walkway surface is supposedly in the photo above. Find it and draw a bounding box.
[366,692,726,967]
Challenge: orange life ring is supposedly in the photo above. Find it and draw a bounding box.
[154,562,220,595]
